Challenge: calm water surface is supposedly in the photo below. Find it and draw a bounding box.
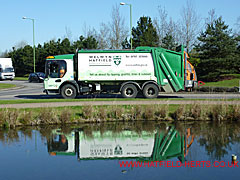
[0,121,240,180]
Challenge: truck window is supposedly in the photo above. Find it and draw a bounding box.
[4,67,14,73]
[46,60,67,78]
[187,63,192,73]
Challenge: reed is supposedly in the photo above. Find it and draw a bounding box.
[0,103,240,129]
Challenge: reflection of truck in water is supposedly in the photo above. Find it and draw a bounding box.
[0,58,15,80]
[47,126,194,162]
[44,46,197,99]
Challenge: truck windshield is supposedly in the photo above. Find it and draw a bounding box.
[3,67,14,73]
[45,60,66,78]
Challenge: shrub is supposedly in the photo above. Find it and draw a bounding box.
[154,105,168,120]
[38,109,59,124]
[171,105,186,121]
[82,105,94,120]
[142,106,155,120]
[19,111,33,125]
[59,108,72,124]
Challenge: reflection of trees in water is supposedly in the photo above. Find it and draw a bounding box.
[193,122,240,160]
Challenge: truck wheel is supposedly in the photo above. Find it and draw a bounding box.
[143,84,159,98]
[61,84,77,99]
[121,84,138,98]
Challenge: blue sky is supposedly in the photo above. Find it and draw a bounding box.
[0,0,239,53]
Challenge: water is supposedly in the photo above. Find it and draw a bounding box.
[0,121,240,180]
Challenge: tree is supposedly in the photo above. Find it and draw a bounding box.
[154,6,181,49]
[205,9,217,26]
[97,23,110,49]
[196,17,237,59]
[161,33,178,51]
[132,16,159,48]
[180,0,200,53]
[154,6,168,46]
[109,4,128,49]
[195,16,239,81]
[121,37,131,49]
[6,35,98,76]
[73,35,98,50]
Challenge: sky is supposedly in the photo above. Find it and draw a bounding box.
[0,0,239,54]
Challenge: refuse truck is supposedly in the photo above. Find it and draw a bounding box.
[44,46,197,99]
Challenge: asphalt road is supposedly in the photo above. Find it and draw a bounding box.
[0,80,45,100]
[1,80,240,100]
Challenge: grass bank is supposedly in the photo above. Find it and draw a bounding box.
[14,77,28,81]
[204,79,239,87]
[1,104,240,129]
[1,98,240,105]
[204,74,240,87]
[0,83,16,90]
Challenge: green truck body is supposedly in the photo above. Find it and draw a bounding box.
[44,46,187,99]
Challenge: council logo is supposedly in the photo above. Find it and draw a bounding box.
[113,56,121,66]
[114,145,123,155]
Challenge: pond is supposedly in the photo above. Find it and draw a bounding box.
[0,121,240,180]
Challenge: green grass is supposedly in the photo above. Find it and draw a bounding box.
[0,83,16,90]
[204,78,240,87]
[14,77,28,81]
[0,98,239,105]
[204,74,240,87]
[0,98,166,105]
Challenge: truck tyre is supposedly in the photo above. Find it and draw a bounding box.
[143,84,159,99]
[61,84,77,99]
[121,84,138,98]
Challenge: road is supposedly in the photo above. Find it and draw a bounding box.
[1,80,240,100]
[0,80,45,100]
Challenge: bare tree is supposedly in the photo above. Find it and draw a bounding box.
[97,23,110,49]
[154,6,181,48]
[14,40,28,49]
[109,4,128,49]
[234,16,240,36]
[180,0,201,52]
[82,22,98,38]
[154,6,168,46]
[167,18,181,44]
[205,9,217,26]
[64,26,73,43]
[0,50,7,57]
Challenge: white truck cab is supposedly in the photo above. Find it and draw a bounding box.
[0,58,15,80]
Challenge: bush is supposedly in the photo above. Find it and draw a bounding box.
[82,105,94,120]
[38,109,59,124]
[59,108,72,124]
[19,111,33,125]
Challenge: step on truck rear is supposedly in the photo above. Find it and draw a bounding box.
[44,46,197,99]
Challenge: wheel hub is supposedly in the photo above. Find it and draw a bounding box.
[148,88,155,95]
[65,88,73,96]
[126,88,133,96]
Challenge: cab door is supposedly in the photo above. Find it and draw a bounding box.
[44,60,67,91]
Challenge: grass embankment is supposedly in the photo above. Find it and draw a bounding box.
[1,98,240,105]
[0,83,16,90]
[204,74,240,87]
[205,79,239,87]
[14,77,28,81]
[1,104,240,129]
[197,74,240,92]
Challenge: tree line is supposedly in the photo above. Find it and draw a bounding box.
[2,3,240,81]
